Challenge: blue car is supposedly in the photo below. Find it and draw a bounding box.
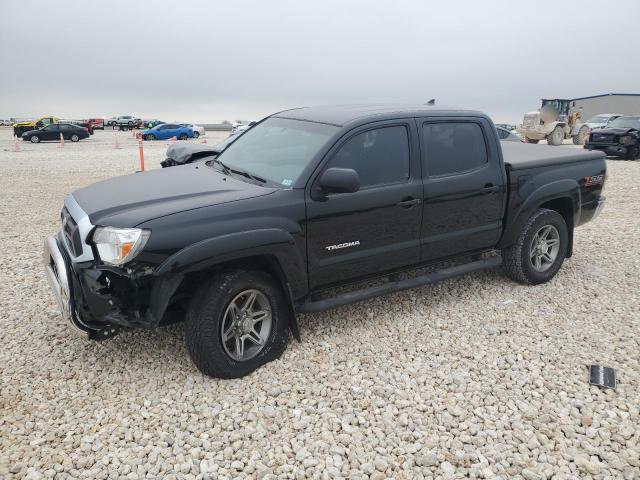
[141,123,193,141]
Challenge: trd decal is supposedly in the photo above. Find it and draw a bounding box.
[584,174,605,187]
[325,241,360,251]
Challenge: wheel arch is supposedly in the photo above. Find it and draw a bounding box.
[499,180,580,256]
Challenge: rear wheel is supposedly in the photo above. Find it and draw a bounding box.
[71,134,79,142]
[502,208,568,285]
[572,126,588,145]
[626,144,639,160]
[185,270,290,378]
[547,126,564,146]
[30,135,40,143]
[526,138,539,144]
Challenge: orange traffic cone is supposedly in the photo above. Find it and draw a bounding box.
[113,133,122,149]
[169,136,177,142]
[200,139,207,144]
[58,133,65,148]
[138,138,145,172]
[13,137,21,152]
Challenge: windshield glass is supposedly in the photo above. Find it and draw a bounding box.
[215,117,338,186]
[606,117,640,129]
[587,115,611,123]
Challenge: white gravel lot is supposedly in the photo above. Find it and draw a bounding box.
[0,128,639,480]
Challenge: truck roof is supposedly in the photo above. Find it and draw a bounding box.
[501,142,605,170]
[273,104,484,127]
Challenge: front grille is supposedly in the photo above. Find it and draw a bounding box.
[61,207,83,257]
[591,133,615,143]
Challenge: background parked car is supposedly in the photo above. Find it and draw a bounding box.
[13,116,58,137]
[584,113,623,131]
[85,118,105,130]
[108,116,142,128]
[141,123,193,140]
[21,123,90,143]
[231,121,256,134]
[584,115,640,160]
[495,123,517,132]
[497,126,524,142]
[180,123,205,138]
[142,119,165,129]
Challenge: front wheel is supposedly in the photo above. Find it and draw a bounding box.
[546,126,565,146]
[626,144,639,160]
[185,270,290,378]
[193,131,200,139]
[145,134,155,141]
[502,208,568,285]
[572,126,588,145]
[526,138,540,144]
[30,135,40,143]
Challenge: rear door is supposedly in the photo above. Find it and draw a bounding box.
[418,117,505,261]
[306,121,423,289]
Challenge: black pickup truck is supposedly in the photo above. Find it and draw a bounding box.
[44,105,607,378]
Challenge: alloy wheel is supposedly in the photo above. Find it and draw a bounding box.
[220,289,272,362]
[529,225,560,272]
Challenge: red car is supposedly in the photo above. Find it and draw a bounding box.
[84,118,104,130]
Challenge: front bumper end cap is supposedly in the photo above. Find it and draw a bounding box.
[43,235,90,337]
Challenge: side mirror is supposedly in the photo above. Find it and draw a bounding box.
[319,168,360,194]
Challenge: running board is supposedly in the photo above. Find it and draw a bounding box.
[296,256,502,313]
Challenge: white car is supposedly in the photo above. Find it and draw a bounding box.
[584,113,623,131]
[231,121,256,135]
[180,123,205,138]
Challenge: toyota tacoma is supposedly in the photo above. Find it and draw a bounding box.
[44,105,607,378]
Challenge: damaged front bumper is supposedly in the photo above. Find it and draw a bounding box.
[43,232,182,340]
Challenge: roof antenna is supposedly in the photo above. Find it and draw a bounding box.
[426,99,436,106]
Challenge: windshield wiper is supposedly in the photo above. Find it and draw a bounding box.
[208,158,231,175]
[229,167,267,184]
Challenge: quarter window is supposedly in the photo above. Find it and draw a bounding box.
[327,126,410,188]
[423,122,488,177]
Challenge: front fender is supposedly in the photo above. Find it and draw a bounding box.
[500,178,580,248]
[154,228,307,296]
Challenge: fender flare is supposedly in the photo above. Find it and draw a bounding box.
[499,179,580,248]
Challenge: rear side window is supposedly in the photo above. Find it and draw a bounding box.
[327,126,410,188]
[422,122,488,177]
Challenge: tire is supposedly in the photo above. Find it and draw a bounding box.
[145,134,155,141]
[193,131,200,139]
[526,138,539,144]
[128,121,133,127]
[178,133,188,140]
[626,144,640,160]
[502,208,568,285]
[572,127,588,145]
[546,126,564,146]
[71,134,79,142]
[30,135,40,143]
[185,270,290,378]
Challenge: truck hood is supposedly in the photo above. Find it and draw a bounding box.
[13,120,35,127]
[593,127,637,135]
[72,163,277,227]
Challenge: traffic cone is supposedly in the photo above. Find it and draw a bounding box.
[113,133,122,149]
[13,137,21,152]
[58,133,65,148]
[169,136,177,142]
[138,138,145,172]
[200,139,207,144]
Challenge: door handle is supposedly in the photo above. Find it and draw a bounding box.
[481,184,500,194]
[397,197,422,208]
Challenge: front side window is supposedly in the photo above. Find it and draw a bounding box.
[422,122,488,177]
[216,117,338,187]
[43,124,59,131]
[606,117,640,129]
[326,126,410,188]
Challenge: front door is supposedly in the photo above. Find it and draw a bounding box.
[41,124,60,141]
[306,122,423,289]
[418,118,505,261]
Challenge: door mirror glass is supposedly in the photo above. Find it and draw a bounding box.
[319,168,360,194]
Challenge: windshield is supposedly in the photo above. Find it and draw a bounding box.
[214,117,338,186]
[587,115,611,123]
[606,117,640,129]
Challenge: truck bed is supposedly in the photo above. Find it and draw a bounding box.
[502,142,605,170]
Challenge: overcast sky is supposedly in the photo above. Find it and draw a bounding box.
[1,0,638,123]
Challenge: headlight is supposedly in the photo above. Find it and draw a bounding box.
[92,227,150,266]
[619,135,634,145]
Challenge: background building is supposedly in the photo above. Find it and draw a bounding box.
[572,93,640,120]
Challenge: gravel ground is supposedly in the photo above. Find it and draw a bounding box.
[1,128,639,480]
